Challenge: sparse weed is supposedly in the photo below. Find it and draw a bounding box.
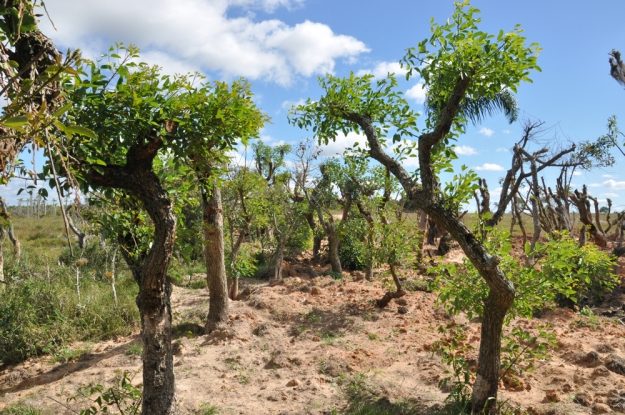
[125,343,143,357]
[197,403,219,415]
[52,344,93,364]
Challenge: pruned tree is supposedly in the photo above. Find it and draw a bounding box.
[290,3,542,411]
[54,46,256,414]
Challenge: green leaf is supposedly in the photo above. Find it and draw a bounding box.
[53,103,73,118]
[65,125,98,139]
[2,116,29,128]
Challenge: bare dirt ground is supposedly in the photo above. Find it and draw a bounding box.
[2,247,625,414]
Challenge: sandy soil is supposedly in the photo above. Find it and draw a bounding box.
[2,249,625,415]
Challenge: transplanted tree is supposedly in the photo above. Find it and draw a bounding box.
[290,2,541,411]
[172,79,267,331]
[53,46,258,414]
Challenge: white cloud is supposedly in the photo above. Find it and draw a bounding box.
[405,80,427,104]
[40,0,369,86]
[502,129,510,134]
[496,147,509,153]
[589,180,625,189]
[475,163,504,171]
[454,145,477,156]
[602,180,625,190]
[572,171,582,176]
[601,193,619,198]
[602,174,615,178]
[478,127,494,137]
[319,131,365,157]
[356,61,406,79]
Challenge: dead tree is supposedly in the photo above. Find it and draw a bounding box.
[474,121,576,237]
[569,185,608,248]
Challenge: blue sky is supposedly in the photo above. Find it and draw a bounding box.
[4,0,625,209]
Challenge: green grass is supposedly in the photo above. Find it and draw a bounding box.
[0,404,42,415]
[0,253,139,366]
[198,403,219,415]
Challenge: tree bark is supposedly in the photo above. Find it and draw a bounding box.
[85,137,179,415]
[304,211,322,261]
[273,235,286,280]
[203,186,229,333]
[327,231,342,274]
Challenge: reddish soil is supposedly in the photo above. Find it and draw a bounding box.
[1,247,625,414]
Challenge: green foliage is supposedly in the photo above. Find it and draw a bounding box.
[0,257,138,366]
[431,229,618,323]
[538,232,619,305]
[338,217,368,271]
[228,243,257,279]
[402,1,540,128]
[286,218,313,253]
[70,370,142,415]
[500,326,557,378]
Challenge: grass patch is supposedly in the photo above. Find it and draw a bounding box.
[0,254,139,366]
[0,404,42,415]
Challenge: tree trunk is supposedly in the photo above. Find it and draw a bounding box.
[203,186,229,333]
[273,235,286,280]
[426,217,438,245]
[327,231,342,274]
[471,291,511,413]
[304,212,322,261]
[87,138,179,415]
[228,226,247,300]
[0,230,5,290]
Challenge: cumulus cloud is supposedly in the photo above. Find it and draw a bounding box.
[589,180,625,189]
[603,174,615,178]
[479,127,494,137]
[318,131,365,157]
[475,163,504,171]
[601,193,619,198]
[40,0,369,86]
[356,61,406,79]
[601,180,625,190]
[496,147,509,153]
[405,80,427,104]
[454,145,477,156]
[572,171,582,176]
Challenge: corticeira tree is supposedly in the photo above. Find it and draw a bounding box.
[173,79,267,332]
[290,2,541,411]
[52,46,258,415]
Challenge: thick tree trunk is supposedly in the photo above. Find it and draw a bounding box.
[471,292,511,413]
[426,217,438,245]
[273,236,286,280]
[203,186,229,333]
[86,138,179,415]
[327,231,342,274]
